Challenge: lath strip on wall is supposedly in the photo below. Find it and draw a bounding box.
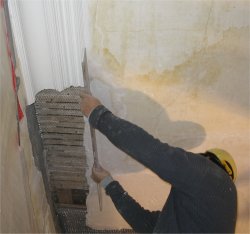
[35,87,87,192]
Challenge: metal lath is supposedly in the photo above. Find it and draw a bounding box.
[56,206,87,233]
[57,205,134,234]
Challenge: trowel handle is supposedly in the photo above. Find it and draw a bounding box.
[97,183,102,211]
[81,52,102,211]
[92,161,102,211]
[93,160,101,169]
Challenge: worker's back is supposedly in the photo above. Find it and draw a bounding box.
[153,157,237,233]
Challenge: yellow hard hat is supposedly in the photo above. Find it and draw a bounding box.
[207,148,237,181]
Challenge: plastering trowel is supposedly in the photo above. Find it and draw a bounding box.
[82,49,103,211]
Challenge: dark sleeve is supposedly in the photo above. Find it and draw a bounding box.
[105,180,160,233]
[89,105,207,193]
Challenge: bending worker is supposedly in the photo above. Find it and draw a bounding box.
[80,93,237,233]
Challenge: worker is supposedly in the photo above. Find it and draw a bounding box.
[80,93,237,233]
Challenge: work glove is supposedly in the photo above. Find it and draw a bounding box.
[80,93,102,117]
[91,163,111,184]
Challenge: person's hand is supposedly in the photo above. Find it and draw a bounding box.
[91,164,111,184]
[80,93,102,117]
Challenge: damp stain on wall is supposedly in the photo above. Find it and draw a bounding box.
[97,27,249,116]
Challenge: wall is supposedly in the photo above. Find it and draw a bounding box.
[84,0,249,232]
[0,6,55,233]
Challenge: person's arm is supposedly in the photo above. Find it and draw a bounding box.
[89,105,206,193]
[80,94,206,193]
[92,166,160,233]
[105,180,160,233]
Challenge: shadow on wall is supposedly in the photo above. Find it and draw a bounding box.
[120,88,206,150]
[93,81,207,174]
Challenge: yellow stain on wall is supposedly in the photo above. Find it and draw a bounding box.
[98,27,249,115]
[103,48,122,76]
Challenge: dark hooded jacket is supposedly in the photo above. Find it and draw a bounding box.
[89,105,237,233]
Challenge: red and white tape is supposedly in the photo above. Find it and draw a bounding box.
[1,1,24,121]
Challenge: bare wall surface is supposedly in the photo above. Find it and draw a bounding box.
[84,0,249,232]
[0,7,55,233]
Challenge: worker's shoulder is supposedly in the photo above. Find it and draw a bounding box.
[200,158,236,194]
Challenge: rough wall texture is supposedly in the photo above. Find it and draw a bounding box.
[0,8,55,233]
[84,0,249,232]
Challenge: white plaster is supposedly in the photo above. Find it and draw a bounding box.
[8,0,87,104]
[17,0,54,93]
[8,0,35,104]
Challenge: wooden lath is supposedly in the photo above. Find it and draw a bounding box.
[35,87,88,194]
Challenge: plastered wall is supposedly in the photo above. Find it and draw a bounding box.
[84,0,249,232]
[0,8,55,233]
